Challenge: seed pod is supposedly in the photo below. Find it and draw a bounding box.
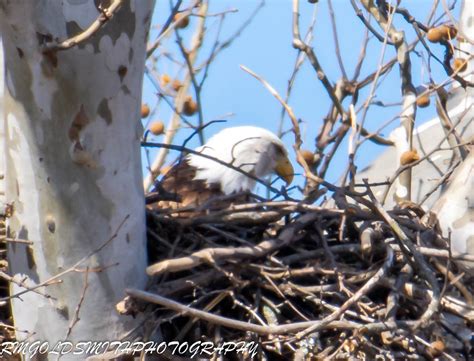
[161,74,171,86]
[453,58,468,72]
[400,150,420,166]
[300,149,315,165]
[415,85,430,108]
[183,96,198,116]
[149,121,165,135]
[416,94,430,108]
[141,104,150,118]
[172,79,182,92]
[427,25,457,43]
[173,13,189,29]
[427,340,445,358]
[427,27,443,43]
[446,25,457,38]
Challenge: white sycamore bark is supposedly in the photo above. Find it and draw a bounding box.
[432,0,474,272]
[0,1,154,359]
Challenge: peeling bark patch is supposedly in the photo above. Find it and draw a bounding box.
[26,245,36,270]
[69,142,98,168]
[40,59,54,78]
[69,105,90,141]
[56,304,69,320]
[121,84,130,95]
[46,215,56,233]
[42,51,58,68]
[37,353,48,361]
[66,20,83,39]
[117,65,127,81]
[36,32,53,46]
[87,0,135,51]
[97,99,112,125]
[143,12,152,26]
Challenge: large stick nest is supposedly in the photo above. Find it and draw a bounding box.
[121,194,474,360]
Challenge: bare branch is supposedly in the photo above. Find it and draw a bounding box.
[42,0,123,52]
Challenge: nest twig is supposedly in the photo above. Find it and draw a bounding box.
[122,192,474,360]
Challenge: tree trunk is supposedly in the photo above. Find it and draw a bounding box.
[0,1,154,359]
[432,0,474,272]
[431,147,474,273]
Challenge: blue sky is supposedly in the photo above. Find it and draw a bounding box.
[141,0,459,197]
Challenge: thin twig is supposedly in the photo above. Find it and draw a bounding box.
[42,0,123,52]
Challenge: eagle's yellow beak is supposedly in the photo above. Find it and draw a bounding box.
[275,156,294,185]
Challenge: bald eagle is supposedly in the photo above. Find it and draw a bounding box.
[150,126,294,215]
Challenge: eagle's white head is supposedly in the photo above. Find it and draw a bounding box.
[187,126,294,194]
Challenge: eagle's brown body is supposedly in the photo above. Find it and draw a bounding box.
[146,126,294,217]
[158,159,224,210]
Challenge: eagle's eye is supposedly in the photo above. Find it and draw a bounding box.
[273,143,286,156]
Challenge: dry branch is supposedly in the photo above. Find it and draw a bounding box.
[42,0,123,52]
